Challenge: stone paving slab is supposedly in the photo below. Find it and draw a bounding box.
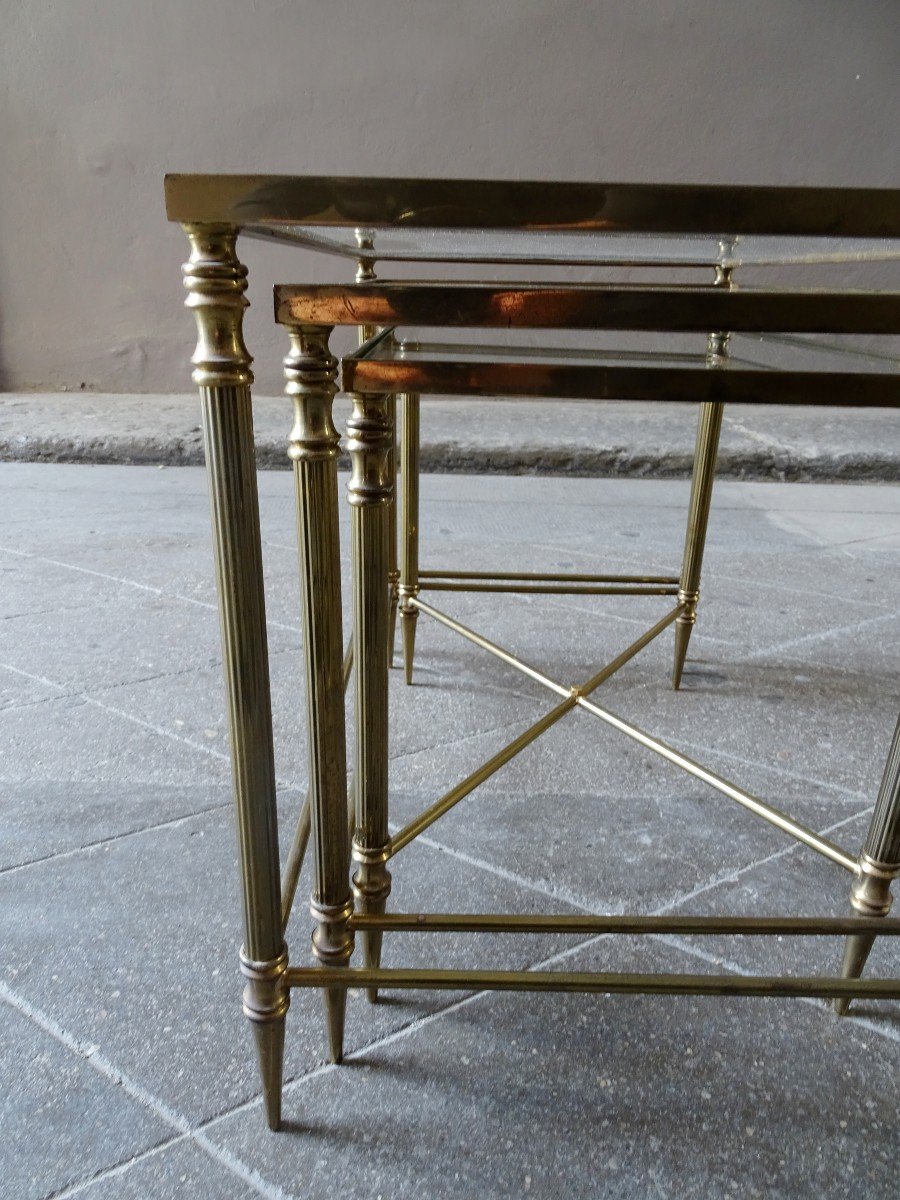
[3,392,900,481]
[1,1001,170,1200]
[0,463,898,1198]
[206,937,900,1200]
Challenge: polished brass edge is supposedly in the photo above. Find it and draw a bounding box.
[182,224,253,389]
[240,947,290,1024]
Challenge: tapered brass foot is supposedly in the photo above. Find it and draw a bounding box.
[361,928,385,1005]
[401,605,418,685]
[834,932,876,1016]
[835,854,897,1016]
[324,987,348,1063]
[672,614,694,690]
[251,1017,287,1129]
[311,898,354,1062]
[353,848,392,1004]
[242,949,290,1130]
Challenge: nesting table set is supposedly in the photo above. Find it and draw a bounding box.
[165,176,900,1130]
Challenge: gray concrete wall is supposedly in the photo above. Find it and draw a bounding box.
[3,0,899,394]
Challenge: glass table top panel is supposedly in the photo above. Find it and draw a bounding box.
[352,333,900,375]
[247,224,900,268]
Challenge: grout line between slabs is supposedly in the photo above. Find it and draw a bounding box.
[0,801,234,879]
[0,981,292,1200]
[44,1135,190,1199]
[0,543,301,636]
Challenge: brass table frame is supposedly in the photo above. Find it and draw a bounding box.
[167,176,900,1131]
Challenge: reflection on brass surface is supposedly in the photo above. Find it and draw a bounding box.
[284,322,353,1061]
[276,282,900,334]
[399,392,420,685]
[347,389,395,1001]
[182,223,286,1130]
[166,174,900,238]
[280,642,354,933]
[343,357,898,407]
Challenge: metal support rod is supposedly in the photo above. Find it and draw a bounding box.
[389,694,578,855]
[349,912,900,937]
[410,595,853,870]
[281,644,354,932]
[419,582,680,596]
[399,392,420,684]
[386,391,399,668]
[183,223,287,1131]
[411,596,570,697]
[285,322,354,1064]
[575,695,857,872]
[356,250,398,669]
[389,606,684,854]
[419,569,679,584]
[347,388,394,1002]
[672,252,732,689]
[286,966,900,1001]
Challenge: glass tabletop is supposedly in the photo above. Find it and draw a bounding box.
[247,223,900,269]
[353,333,900,375]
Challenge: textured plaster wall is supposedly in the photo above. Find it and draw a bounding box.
[2,0,899,393]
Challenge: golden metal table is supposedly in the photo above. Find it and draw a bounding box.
[166,176,900,1130]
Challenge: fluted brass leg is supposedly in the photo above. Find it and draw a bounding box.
[673,398,724,689]
[836,714,900,1015]
[182,225,287,1129]
[387,393,400,668]
[348,390,394,1002]
[284,324,353,1060]
[399,393,421,686]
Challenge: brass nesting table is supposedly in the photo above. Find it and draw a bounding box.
[165,175,900,1130]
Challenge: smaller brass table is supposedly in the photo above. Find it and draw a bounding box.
[166,175,900,1130]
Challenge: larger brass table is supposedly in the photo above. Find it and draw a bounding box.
[166,176,900,1130]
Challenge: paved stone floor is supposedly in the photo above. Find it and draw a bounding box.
[1,462,899,1199]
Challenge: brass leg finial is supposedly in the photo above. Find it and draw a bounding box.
[399,392,421,685]
[836,714,900,1015]
[182,224,288,1129]
[347,389,395,1001]
[285,323,354,1060]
